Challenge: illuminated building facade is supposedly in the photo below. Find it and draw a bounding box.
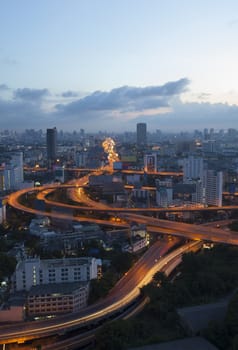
[27,282,89,317]
[144,154,157,172]
[204,170,223,207]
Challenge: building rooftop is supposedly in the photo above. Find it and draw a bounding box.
[28,281,88,296]
[42,256,93,268]
[16,257,99,272]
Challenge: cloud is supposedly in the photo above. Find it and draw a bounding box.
[0,98,48,128]
[61,90,79,98]
[1,79,238,132]
[56,78,189,115]
[197,92,211,100]
[14,88,49,102]
[133,100,238,132]
[123,78,189,99]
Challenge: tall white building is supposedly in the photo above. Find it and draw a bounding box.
[10,152,24,184]
[3,152,24,190]
[204,170,223,207]
[183,156,204,183]
[183,157,222,207]
[13,257,101,291]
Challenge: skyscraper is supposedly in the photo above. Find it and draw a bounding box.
[46,127,57,166]
[3,152,24,190]
[10,152,24,185]
[204,170,223,207]
[183,156,204,183]
[136,123,147,146]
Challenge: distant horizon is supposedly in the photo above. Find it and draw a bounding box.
[0,124,236,135]
[1,79,238,133]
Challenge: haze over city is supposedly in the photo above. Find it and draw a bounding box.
[1,0,238,132]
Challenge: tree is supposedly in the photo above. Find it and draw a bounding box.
[153,271,169,287]
[225,292,238,335]
[95,320,130,350]
[88,270,117,304]
[0,253,16,281]
[202,320,230,350]
[111,252,134,275]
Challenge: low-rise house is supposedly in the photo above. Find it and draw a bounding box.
[27,282,89,317]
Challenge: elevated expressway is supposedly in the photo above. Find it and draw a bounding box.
[3,177,238,345]
[0,240,201,345]
[7,180,238,244]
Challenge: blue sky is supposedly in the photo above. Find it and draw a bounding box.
[1,0,238,132]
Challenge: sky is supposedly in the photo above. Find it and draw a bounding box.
[1,0,238,133]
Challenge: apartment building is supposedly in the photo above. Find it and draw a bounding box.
[27,282,89,317]
[13,257,101,291]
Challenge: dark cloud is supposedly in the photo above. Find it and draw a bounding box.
[14,88,49,102]
[56,78,189,115]
[61,90,79,98]
[1,80,238,132]
[133,100,238,132]
[123,78,189,99]
[0,98,48,128]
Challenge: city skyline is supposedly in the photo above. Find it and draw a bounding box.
[1,0,238,132]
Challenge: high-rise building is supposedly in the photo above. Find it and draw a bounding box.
[203,140,217,154]
[3,152,24,190]
[204,170,223,207]
[183,156,204,183]
[46,127,57,165]
[136,123,147,146]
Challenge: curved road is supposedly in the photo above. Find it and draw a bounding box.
[0,240,201,344]
[7,182,238,244]
[3,175,238,345]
